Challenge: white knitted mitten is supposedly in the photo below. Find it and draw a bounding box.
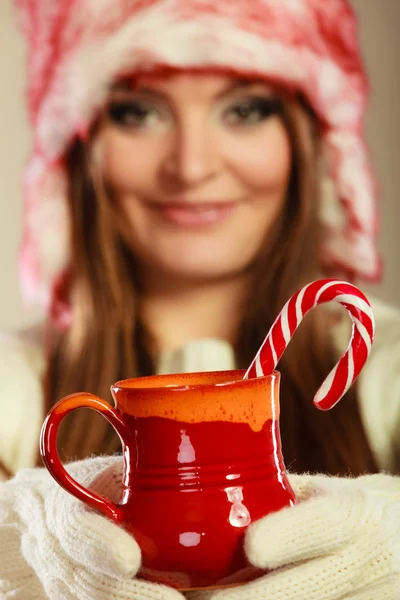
[0,455,184,600]
[186,473,400,600]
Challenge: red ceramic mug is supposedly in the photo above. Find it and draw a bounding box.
[40,369,296,591]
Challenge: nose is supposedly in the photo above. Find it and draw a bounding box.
[161,114,220,187]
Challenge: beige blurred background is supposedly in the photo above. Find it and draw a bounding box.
[0,0,399,331]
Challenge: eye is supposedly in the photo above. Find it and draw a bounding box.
[107,100,162,128]
[224,97,283,126]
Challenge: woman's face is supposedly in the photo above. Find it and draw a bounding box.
[101,73,292,283]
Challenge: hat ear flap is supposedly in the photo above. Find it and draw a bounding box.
[19,156,71,310]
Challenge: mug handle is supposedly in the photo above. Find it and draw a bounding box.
[40,392,127,522]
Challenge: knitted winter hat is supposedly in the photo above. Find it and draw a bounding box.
[15,0,380,322]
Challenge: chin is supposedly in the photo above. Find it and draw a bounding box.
[137,239,256,281]
[154,255,248,282]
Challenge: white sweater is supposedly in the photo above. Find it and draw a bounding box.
[0,296,399,479]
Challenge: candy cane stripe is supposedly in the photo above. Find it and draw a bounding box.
[281,300,292,344]
[315,279,337,303]
[334,294,375,323]
[351,318,373,353]
[255,351,263,377]
[345,345,355,391]
[296,285,308,322]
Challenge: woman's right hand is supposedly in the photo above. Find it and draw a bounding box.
[0,455,184,599]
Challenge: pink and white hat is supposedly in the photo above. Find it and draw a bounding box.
[15,0,380,323]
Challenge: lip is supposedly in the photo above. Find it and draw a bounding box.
[149,201,238,227]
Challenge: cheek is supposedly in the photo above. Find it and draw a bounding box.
[229,121,292,193]
[102,129,158,193]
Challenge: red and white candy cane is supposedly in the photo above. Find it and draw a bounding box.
[244,279,375,410]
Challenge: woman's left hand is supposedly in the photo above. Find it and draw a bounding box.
[187,473,400,600]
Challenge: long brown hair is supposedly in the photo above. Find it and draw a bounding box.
[45,94,378,475]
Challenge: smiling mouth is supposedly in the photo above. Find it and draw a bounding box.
[149,202,238,227]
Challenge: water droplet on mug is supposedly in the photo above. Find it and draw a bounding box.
[179,531,201,547]
[226,473,240,481]
[226,486,251,528]
[177,429,196,463]
[229,504,251,527]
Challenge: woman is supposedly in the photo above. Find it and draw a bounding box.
[0,1,399,599]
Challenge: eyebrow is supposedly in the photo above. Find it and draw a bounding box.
[110,78,271,101]
[216,79,271,98]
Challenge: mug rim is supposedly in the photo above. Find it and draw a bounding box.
[112,369,279,394]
